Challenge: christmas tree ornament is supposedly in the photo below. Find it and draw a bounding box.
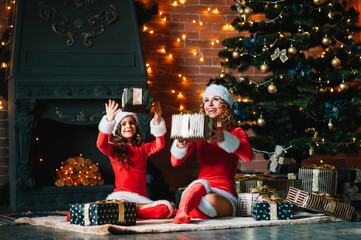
[308,146,315,156]
[331,57,341,68]
[288,45,297,55]
[271,48,288,62]
[267,83,277,93]
[347,34,356,42]
[244,7,253,16]
[257,116,266,126]
[219,71,226,78]
[232,50,240,59]
[260,63,269,72]
[322,36,331,45]
[328,119,333,129]
[339,81,349,91]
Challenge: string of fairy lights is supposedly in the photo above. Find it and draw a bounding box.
[142,1,236,112]
[0,0,15,109]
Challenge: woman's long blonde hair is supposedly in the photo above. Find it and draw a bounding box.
[200,98,234,131]
[111,117,143,167]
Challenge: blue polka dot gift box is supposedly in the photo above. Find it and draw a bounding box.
[69,200,136,226]
[251,201,294,221]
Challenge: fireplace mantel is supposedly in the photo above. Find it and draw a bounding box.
[8,0,149,210]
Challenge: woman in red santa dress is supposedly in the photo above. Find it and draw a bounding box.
[171,83,253,224]
[97,99,172,219]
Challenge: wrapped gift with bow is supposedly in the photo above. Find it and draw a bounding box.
[235,173,302,193]
[286,186,354,221]
[122,87,150,113]
[298,164,337,196]
[69,199,136,226]
[267,145,297,174]
[251,194,294,221]
[237,186,288,217]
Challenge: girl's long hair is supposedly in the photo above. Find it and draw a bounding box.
[200,98,234,131]
[111,117,143,167]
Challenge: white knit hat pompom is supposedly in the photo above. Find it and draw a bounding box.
[203,84,233,107]
[112,111,138,135]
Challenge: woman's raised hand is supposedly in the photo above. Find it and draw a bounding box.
[207,128,225,144]
[105,99,121,122]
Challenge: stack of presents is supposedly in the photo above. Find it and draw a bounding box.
[237,145,361,222]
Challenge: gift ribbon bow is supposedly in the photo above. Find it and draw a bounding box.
[257,194,285,220]
[250,185,276,193]
[84,199,128,226]
[302,164,336,170]
[235,173,271,181]
[325,100,343,119]
[271,48,288,62]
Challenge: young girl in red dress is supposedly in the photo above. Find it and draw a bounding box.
[97,100,172,219]
[171,84,253,224]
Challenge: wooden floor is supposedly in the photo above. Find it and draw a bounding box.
[1,221,361,240]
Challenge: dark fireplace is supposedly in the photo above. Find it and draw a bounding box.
[8,0,149,210]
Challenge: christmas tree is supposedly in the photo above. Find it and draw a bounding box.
[215,0,361,166]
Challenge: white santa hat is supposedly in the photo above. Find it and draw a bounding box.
[112,111,138,135]
[203,84,233,107]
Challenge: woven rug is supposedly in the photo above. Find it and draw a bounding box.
[15,212,341,235]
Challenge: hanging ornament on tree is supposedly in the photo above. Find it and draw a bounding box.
[331,57,341,68]
[244,7,253,16]
[267,83,277,93]
[232,50,240,59]
[271,48,288,62]
[288,45,297,55]
[328,119,333,129]
[260,63,269,73]
[308,146,315,156]
[219,71,226,78]
[322,36,331,45]
[339,81,349,91]
[257,116,266,126]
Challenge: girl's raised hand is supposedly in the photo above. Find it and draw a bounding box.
[153,101,162,125]
[105,99,121,122]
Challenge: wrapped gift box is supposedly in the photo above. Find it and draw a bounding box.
[267,145,297,174]
[298,168,337,196]
[286,186,354,221]
[237,191,288,216]
[122,87,150,113]
[251,202,294,221]
[235,178,302,193]
[70,201,136,226]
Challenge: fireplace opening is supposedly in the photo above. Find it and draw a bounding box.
[30,118,115,188]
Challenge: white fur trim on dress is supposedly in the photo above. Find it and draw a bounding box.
[217,130,240,153]
[98,115,116,134]
[210,187,237,216]
[150,118,167,137]
[106,191,153,204]
[182,179,211,196]
[151,200,173,218]
[198,197,217,217]
[170,139,188,159]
